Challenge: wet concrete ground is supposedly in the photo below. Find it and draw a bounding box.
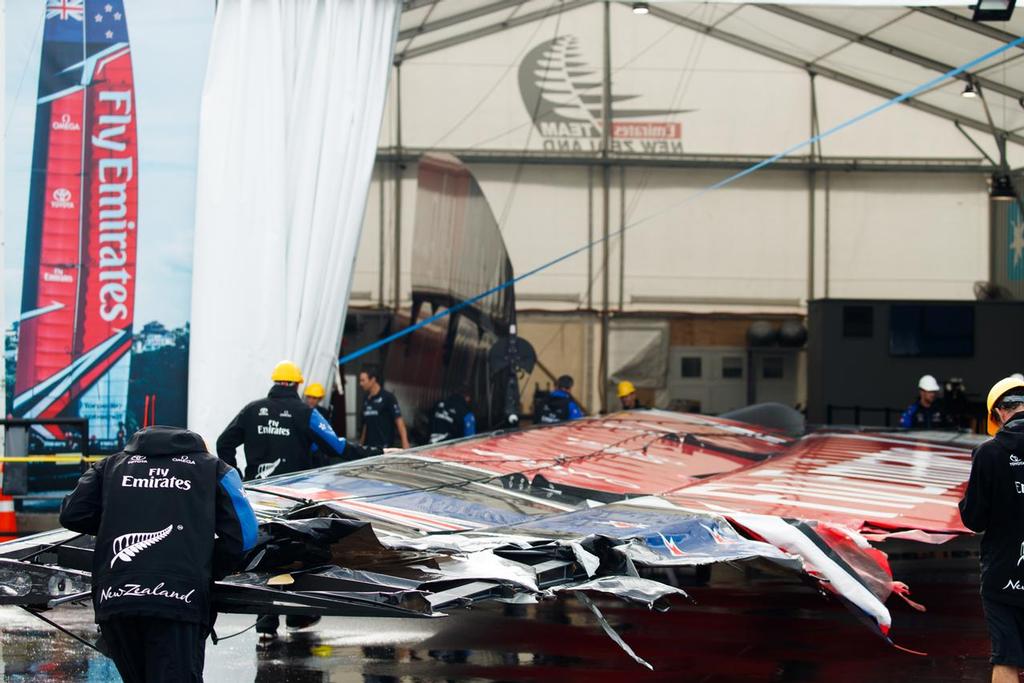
[0,606,460,682]
[0,585,995,683]
[0,536,994,682]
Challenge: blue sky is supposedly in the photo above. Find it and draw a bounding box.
[4,0,214,331]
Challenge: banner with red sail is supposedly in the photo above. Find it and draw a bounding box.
[13,0,138,449]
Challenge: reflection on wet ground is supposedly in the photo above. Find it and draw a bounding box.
[0,583,993,683]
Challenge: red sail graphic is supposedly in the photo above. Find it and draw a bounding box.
[14,1,137,448]
[16,94,86,391]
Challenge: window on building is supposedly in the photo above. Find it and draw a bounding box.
[681,357,702,378]
[843,305,874,338]
[762,356,784,379]
[889,304,974,357]
[722,356,743,379]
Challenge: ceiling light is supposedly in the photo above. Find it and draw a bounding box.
[972,0,1016,22]
[962,80,978,98]
[632,2,650,15]
[991,174,1017,201]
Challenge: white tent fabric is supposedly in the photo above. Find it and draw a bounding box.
[188,0,400,453]
[395,2,1024,153]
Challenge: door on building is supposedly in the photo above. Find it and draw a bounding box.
[667,347,799,414]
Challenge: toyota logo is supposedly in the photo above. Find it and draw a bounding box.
[52,188,72,202]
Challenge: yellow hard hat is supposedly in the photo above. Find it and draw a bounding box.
[271,360,304,384]
[987,376,1024,435]
[617,380,637,398]
[304,382,325,399]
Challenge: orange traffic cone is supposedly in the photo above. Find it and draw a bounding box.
[0,495,16,542]
[0,464,16,541]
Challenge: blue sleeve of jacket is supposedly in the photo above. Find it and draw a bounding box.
[309,410,347,457]
[899,402,918,428]
[217,468,258,552]
[568,401,584,420]
[213,465,258,580]
[463,412,476,437]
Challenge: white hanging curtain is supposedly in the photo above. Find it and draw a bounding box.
[188,0,399,447]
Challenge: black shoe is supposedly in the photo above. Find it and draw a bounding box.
[285,615,321,631]
[255,614,279,638]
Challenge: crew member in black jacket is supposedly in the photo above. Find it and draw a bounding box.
[960,376,1024,683]
[538,375,584,424]
[216,360,377,640]
[60,426,258,683]
[216,360,376,481]
[428,387,477,443]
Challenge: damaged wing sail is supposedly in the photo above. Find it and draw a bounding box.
[0,412,981,667]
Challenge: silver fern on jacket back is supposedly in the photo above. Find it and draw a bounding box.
[110,524,175,568]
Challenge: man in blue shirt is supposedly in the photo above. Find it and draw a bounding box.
[538,375,584,424]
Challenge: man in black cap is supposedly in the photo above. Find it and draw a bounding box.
[60,426,258,683]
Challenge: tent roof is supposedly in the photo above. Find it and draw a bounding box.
[397,1,1024,150]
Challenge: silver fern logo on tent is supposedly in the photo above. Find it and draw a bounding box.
[110,524,178,568]
[518,35,690,152]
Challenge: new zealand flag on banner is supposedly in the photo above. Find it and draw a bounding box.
[1009,200,1024,282]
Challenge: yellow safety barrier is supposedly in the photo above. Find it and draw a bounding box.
[0,454,104,463]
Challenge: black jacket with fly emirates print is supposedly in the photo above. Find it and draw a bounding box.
[60,426,257,624]
[960,417,1024,605]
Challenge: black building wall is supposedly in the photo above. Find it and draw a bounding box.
[807,299,1024,426]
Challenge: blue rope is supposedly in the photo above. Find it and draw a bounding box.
[340,36,1024,367]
